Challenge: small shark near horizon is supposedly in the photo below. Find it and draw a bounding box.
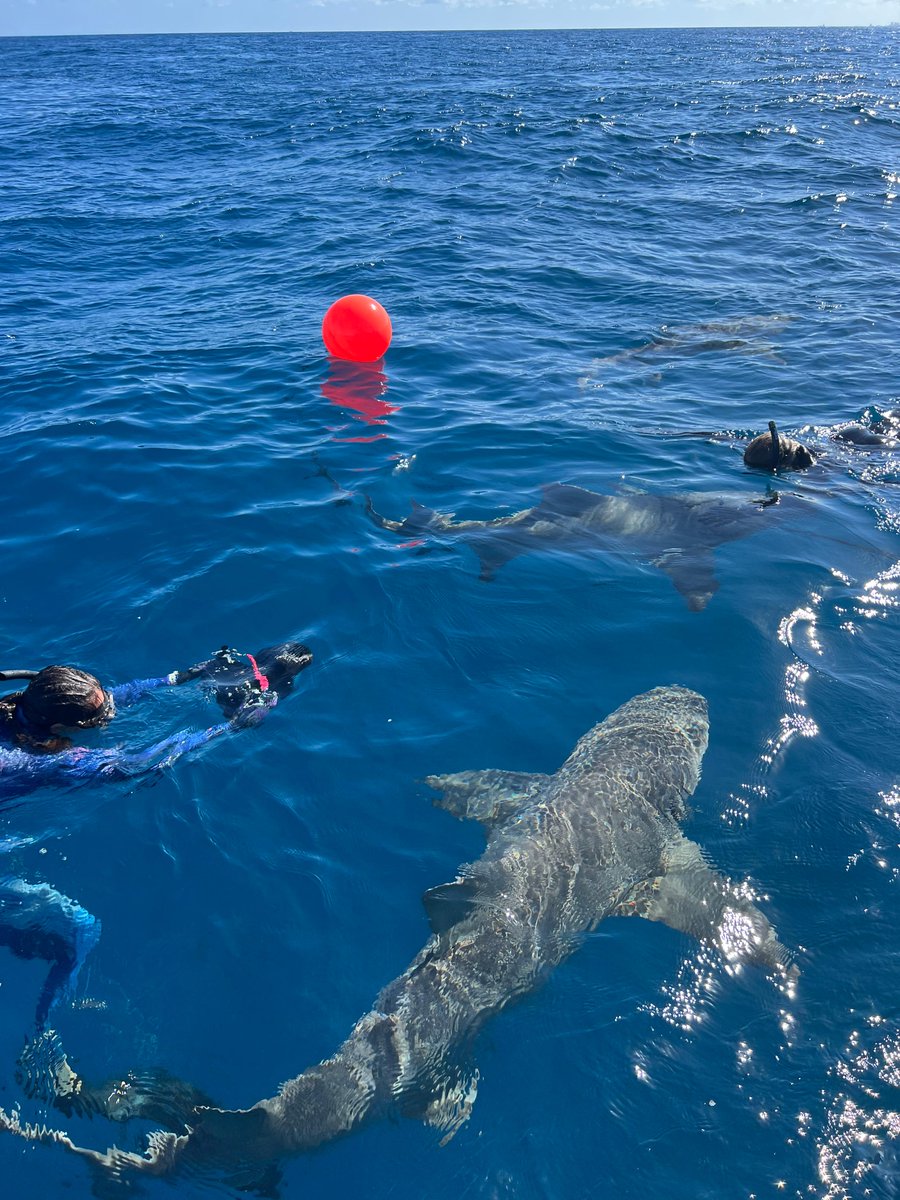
[0,686,795,1190]
[366,482,781,610]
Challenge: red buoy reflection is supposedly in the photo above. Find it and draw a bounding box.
[322,358,399,441]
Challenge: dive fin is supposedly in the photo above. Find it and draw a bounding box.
[425,769,549,826]
[423,879,480,935]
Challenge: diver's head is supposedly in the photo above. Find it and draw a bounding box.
[17,666,115,735]
[252,643,313,693]
[211,642,313,719]
[744,421,815,471]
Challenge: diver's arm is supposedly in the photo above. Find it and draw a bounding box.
[0,695,277,790]
[108,675,178,709]
[86,722,233,780]
[109,649,243,708]
[80,694,279,780]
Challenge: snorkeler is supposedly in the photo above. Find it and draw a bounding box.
[0,642,312,1029]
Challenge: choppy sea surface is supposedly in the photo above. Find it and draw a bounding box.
[1,25,899,1200]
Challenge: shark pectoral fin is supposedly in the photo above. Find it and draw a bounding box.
[422,878,480,935]
[621,836,796,983]
[424,770,550,826]
[652,550,719,611]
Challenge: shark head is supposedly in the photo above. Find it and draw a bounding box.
[587,686,709,821]
[643,686,709,820]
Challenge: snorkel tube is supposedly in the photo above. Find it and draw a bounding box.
[0,670,40,685]
[767,420,781,466]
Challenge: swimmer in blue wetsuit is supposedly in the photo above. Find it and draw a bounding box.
[0,643,312,1029]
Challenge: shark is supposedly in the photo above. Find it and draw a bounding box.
[0,686,795,1188]
[366,483,780,610]
[581,314,795,378]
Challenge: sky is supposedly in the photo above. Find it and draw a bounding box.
[1,0,899,38]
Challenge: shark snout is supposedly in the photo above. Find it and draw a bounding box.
[651,686,710,762]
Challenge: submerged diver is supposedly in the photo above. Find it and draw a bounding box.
[0,642,312,1029]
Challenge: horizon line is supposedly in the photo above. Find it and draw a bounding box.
[1,21,896,39]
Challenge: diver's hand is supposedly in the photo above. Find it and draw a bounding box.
[229,692,277,731]
[171,647,234,685]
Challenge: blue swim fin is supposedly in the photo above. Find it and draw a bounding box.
[0,877,101,1028]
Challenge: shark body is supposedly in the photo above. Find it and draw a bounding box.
[582,314,795,376]
[367,483,779,610]
[0,686,794,1185]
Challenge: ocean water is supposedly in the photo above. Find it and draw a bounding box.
[1,24,899,1199]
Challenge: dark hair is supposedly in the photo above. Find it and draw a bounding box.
[19,666,108,730]
[0,666,112,754]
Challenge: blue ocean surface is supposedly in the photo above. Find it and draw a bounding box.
[1,24,899,1199]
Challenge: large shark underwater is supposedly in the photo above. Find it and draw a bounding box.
[366,482,781,610]
[0,686,795,1190]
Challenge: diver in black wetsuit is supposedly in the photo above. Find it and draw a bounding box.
[0,642,312,1029]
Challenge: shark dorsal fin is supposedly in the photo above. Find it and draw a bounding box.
[423,879,480,935]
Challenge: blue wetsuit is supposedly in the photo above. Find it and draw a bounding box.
[0,676,233,800]
[0,674,258,1028]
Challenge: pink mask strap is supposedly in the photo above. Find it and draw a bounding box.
[245,653,269,692]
